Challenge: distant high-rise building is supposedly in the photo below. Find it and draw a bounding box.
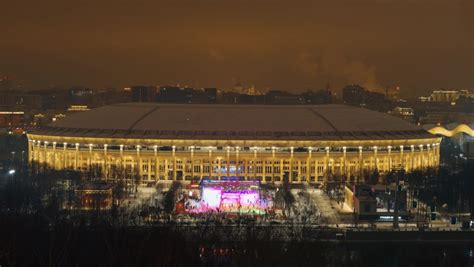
[302,89,332,104]
[70,86,94,97]
[184,88,194,103]
[418,89,472,105]
[342,84,366,105]
[69,86,95,106]
[158,86,185,103]
[431,90,460,103]
[342,84,386,110]
[131,86,157,102]
[204,88,217,103]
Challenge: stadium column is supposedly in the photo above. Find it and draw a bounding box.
[374,146,383,183]
[305,147,311,183]
[88,143,93,170]
[191,146,195,180]
[315,157,319,182]
[208,149,212,179]
[324,147,330,185]
[31,141,35,163]
[119,144,124,172]
[36,141,40,163]
[226,146,230,178]
[388,146,392,171]
[428,144,432,168]
[33,141,36,163]
[236,147,240,179]
[154,146,158,181]
[44,141,48,168]
[373,146,378,171]
[419,145,424,170]
[280,159,284,181]
[200,152,204,179]
[431,144,435,167]
[164,158,169,181]
[147,158,151,181]
[39,141,42,163]
[172,146,176,180]
[253,148,258,180]
[426,144,432,167]
[330,156,335,175]
[307,147,312,183]
[28,140,32,163]
[342,146,347,178]
[271,147,275,182]
[27,140,32,163]
[358,146,363,183]
[217,156,222,179]
[52,142,56,169]
[399,145,404,171]
[35,141,39,163]
[63,142,67,169]
[136,145,141,180]
[426,144,431,168]
[297,160,301,183]
[243,159,247,180]
[263,159,266,183]
[290,147,294,182]
[75,143,79,170]
[35,141,39,164]
[34,141,38,163]
[104,144,108,179]
[437,143,441,164]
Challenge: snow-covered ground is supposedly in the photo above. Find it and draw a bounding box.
[308,189,341,224]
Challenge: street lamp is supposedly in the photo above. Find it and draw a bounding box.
[8,169,15,180]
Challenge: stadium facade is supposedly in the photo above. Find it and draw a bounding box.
[27,104,441,183]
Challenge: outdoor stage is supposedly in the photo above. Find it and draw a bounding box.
[183,179,268,215]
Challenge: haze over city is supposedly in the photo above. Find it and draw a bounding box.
[1,0,472,95]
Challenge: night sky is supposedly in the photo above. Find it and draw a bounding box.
[1,0,472,95]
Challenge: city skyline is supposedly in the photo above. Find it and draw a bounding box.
[0,0,472,95]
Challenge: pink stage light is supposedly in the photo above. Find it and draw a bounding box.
[240,192,259,206]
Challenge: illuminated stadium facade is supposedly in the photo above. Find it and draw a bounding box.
[27,103,441,184]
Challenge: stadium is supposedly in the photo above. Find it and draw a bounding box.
[27,103,441,184]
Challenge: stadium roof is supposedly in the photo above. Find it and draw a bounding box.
[34,103,433,140]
